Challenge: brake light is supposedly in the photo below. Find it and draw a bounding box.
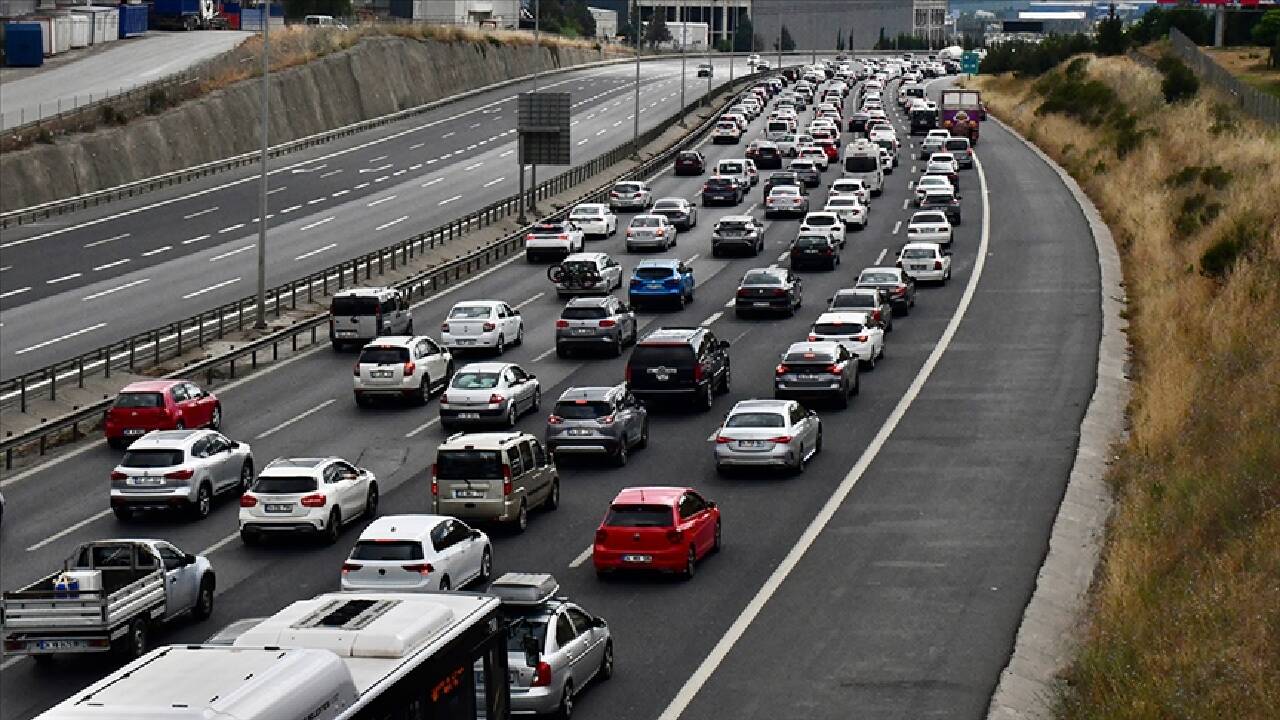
[772,288,787,296]
[599,319,617,328]
[768,435,793,444]
[300,494,327,508]
[353,362,361,376]
[624,365,632,383]
[548,415,563,425]
[555,320,569,328]
[431,478,439,496]
[489,394,505,405]
[599,415,615,425]
[239,494,258,508]
[715,435,734,444]
[164,469,194,480]
[532,661,553,687]
[626,229,634,236]
[441,322,450,332]
[503,479,513,495]
[403,361,415,376]
[935,260,943,270]
[595,528,608,544]
[666,529,685,543]
[557,234,568,240]
[825,364,841,373]
[402,563,434,575]
[342,563,362,573]
[854,335,869,342]
[776,364,789,374]
[526,234,535,240]
[693,364,705,382]
[482,322,496,332]
[807,334,818,341]
[893,285,907,296]
[110,471,127,481]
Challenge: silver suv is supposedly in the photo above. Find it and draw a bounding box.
[431,432,559,532]
[555,297,637,358]
[329,287,413,351]
[545,385,649,466]
[110,430,254,521]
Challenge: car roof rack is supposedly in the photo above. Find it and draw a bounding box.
[489,573,560,606]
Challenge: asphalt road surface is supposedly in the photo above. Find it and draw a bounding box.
[0,57,749,377]
[0,69,1100,720]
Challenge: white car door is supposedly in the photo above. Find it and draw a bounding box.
[328,461,364,519]
[453,520,483,583]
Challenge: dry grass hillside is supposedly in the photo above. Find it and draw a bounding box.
[974,54,1279,718]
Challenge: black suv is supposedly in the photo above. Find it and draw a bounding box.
[626,327,731,410]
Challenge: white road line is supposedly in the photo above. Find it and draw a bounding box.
[141,245,172,257]
[532,346,557,362]
[392,170,406,177]
[892,221,902,234]
[199,531,241,557]
[483,177,506,188]
[267,187,287,196]
[500,149,514,157]
[442,131,455,138]
[374,176,390,183]
[376,216,409,231]
[299,217,335,232]
[410,142,425,149]
[14,322,108,356]
[367,195,397,208]
[182,277,240,299]
[210,244,255,262]
[875,248,887,264]
[577,139,589,145]
[614,120,623,126]
[353,182,370,190]
[723,298,734,308]
[0,266,9,272]
[83,232,129,249]
[568,545,594,569]
[684,253,701,263]
[596,129,607,136]
[776,252,788,262]
[182,207,218,220]
[902,199,910,210]
[405,417,440,439]
[655,152,994,720]
[0,286,31,300]
[410,164,423,170]
[701,311,723,326]
[470,122,481,129]
[422,178,444,188]
[26,509,112,551]
[280,205,302,214]
[369,155,387,163]
[464,162,484,171]
[82,278,150,302]
[515,292,545,309]
[46,272,82,284]
[218,222,246,233]
[1,655,25,671]
[439,195,462,205]
[307,198,326,205]
[92,258,130,271]
[295,243,337,261]
[331,190,350,198]
[319,169,343,179]
[911,166,918,174]
[255,399,336,439]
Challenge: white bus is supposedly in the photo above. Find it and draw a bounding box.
[842,140,885,196]
[37,592,510,720]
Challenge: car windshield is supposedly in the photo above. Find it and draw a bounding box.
[630,345,692,367]
[332,296,379,315]
[349,540,425,561]
[902,248,936,259]
[561,306,608,320]
[945,140,969,151]
[845,156,879,172]
[860,272,900,284]
[831,294,873,309]
[719,163,744,173]
[706,178,734,188]
[114,392,164,409]
[358,347,410,364]
[605,504,674,527]
[742,271,782,285]
[449,305,493,319]
[634,266,676,279]
[554,400,612,419]
[718,220,752,231]
[813,322,865,335]
[806,216,836,226]
[914,213,948,224]
[725,412,786,428]
[252,476,318,494]
[614,183,642,193]
[120,449,184,467]
[451,372,500,389]
[791,162,814,170]
[435,450,503,480]
[795,236,829,248]
[561,261,598,275]
[631,217,663,227]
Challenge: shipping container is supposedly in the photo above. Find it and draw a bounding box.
[71,7,119,45]
[49,13,73,54]
[238,5,284,32]
[118,3,147,37]
[220,1,240,30]
[4,22,43,67]
[68,13,89,48]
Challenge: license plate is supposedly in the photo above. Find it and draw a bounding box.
[37,640,87,651]
[265,503,293,513]
[646,283,662,289]
[127,476,163,486]
[370,370,393,379]
[573,328,594,335]
[912,265,929,271]
[796,374,822,381]
[567,428,592,436]
[123,428,145,436]
[622,554,652,563]
[803,249,819,254]
[738,440,766,448]
[454,489,485,499]
[335,330,356,337]
[458,412,481,419]
[753,302,770,307]
[456,339,475,345]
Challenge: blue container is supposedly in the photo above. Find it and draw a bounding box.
[4,23,43,68]
[54,578,81,599]
[119,4,149,38]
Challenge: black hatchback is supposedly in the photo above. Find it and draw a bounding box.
[626,327,732,411]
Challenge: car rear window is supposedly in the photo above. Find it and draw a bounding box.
[945,139,969,151]
[791,161,814,170]
[805,216,836,225]
[554,400,612,419]
[435,450,503,480]
[451,372,500,390]
[332,297,379,315]
[719,162,744,174]
[718,220,752,231]
[570,207,602,218]
[653,201,682,211]
[561,306,608,320]
[631,217,663,227]
[605,504,674,528]
[902,248,935,259]
[706,178,735,188]
[561,260,599,275]
[253,476,319,494]
[783,350,836,363]
[914,213,948,224]
[827,199,857,208]
[860,272,900,284]
[506,616,550,653]
[742,271,782,285]
[114,392,164,409]
[358,347,410,365]
[630,345,694,367]
[725,412,786,428]
[814,322,865,335]
[769,187,800,196]
[349,540,425,561]
[120,449,184,468]
[449,305,493,319]
[831,294,872,309]
[614,183,642,193]
[634,267,675,280]
[794,236,829,249]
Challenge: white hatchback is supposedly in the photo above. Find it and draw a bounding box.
[907,210,953,246]
[809,311,886,369]
[823,197,868,230]
[239,457,378,545]
[441,300,524,353]
[341,514,492,593]
[800,212,847,246]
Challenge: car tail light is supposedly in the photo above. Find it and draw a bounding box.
[403,361,415,376]
[548,415,563,425]
[775,364,789,374]
[482,322,496,332]
[630,278,642,287]
[595,528,608,544]
[402,563,434,575]
[935,260,943,270]
[893,285,907,296]
[489,393,505,405]
[624,365,632,383]
[772,288,787,296]
[655,230,666,236]
[736,288,750,297]
[526,233,536,240]
[353,362,361,377]
[825,363,841,373]
[626,229,634,236]
[599,415,615,425]
[666,529,684,543]
[854,335,869,342]
[431,478,439,496]
[110,471,127,481]
[555,319,569,328]
[532,661,553,687]
[693,364,705,382]
[341,563,362,574]
[557,234,568,240]
[300,494,327,508]
[165,469,194,480]
[441,322,450,332]
[599,319,617,328]
[807,334,819,341]
[715,435,734,444]
[768,435,793,444]
[239,494,258,508]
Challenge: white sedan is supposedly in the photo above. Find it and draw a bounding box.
[800,212,846,247]
[914,176,954,205]
[239,457,378,545]
[568,203,618,239]
[440,300,524,353]
[808,311,886,370]
[897,242,952,284]
[823,197,868,230]
[439,362,541,429]
[907,210,953,246]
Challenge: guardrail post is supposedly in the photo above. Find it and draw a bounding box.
[176,321,184,356]
[272,341,278,362]
[291,282,298,310]
[273,289,281,318]
[154,330,161,365]
[218,311,225,339]
[19,376,27,413]
[78,357,85,388]
[338,265,346,290]
[378,250,385,275]
[237,301,244,330]
[198,314,205,346]
[48,367,56,402]
[251,350,257,369]
[229,358,235,379]
[311,326,317,346]
[129,337,137,370]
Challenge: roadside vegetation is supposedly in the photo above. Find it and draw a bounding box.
[1206,46,1280,99]
[973,52,1279,719]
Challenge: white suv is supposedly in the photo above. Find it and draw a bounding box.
[353,336,453,407]
[341,515,492,592]
[800,212,847,247]
[238,457,378,545]
[441,300,524,353]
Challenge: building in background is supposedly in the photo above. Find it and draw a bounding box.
[588,6,618,38]
[634,0,751,49]
[752,0,918,52]
[380,0,521,26]
[914,0,948,45]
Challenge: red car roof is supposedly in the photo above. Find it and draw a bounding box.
[120,380,183,392]
[611,486,688,506]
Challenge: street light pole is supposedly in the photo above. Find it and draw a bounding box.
[530,0,539,213]
[632,0,641,157]
[728,0,734,85]
[678,0,686,126]
[254,0,270,330]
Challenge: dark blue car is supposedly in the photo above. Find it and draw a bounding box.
[628,259,695,310]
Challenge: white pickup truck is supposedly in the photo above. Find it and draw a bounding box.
[1,539,215,661]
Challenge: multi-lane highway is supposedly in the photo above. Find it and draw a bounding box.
[0,57,747,377]
[0,62,1100,720]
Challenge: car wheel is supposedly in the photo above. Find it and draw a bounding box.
[514,502,529,533]
[556,680,575,720]
[324,509,341,545]
[682,545,697,580]
[613,334,624,357]
[864,352,877,371]
[363,484,379,520]
[505,405,517,428]
[717,365,731,394]
[613,441,628,467]
[712,520,722,553]
[836,387,850,409]
[108,437,126,450]
[192,577,215,621]
[600,641,615,680]
[815,429,824,454]
[515,325,524,346]
[556,344,569,359]
[439,576,452,592]
[208,405,222,430]
[175,420,186,430]
[405,319,415,335]
[545,479,560,511]
[237,460,253,495]
[416,376,431,406]
[191,484,212,520]
[115,618,149,661]
[637,421,649,449]
[793,447,807,475]
[479,548,493,583]
[531,388,541,413]
[699,383,714,411]
[495,335,506,355]
[711,246,721,258]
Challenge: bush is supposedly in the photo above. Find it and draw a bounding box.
[1200,217,1261,279]
[146,89,171,115]
[1156,55,1199,104]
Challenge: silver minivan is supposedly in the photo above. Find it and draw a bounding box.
[329,287,412,351]
[431,432,559,533]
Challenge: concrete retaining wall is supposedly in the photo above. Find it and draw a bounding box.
[0,37,606,211]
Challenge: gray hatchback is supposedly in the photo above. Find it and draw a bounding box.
[545,385,648,466]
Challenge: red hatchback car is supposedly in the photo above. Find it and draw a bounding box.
[593,486,721,579]
[105,380,222,449]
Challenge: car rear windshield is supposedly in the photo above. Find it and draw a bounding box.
[614,183,642,193]
[783,350,836,363]
[506,616,550,653]
[451,372,500,390]
[554,400,612,419]
[570,207,602,218]
[814,322,865,335]
[358,347,410,365]
[561,261,599,275]
[531,223,566,234]
[605,504,674,527]
[630,345,693,367]
[634,267,675,279]
[120,449,184,468]
[742,271,782,285]
[706,178,735,188]
[677,152,700,161]
[769,187,800,196]
[653,201,682,211]
[718,220,752,231]
[860,272,899,284]
[561,306,608,320]
[827,199,857,208]
[725,413,786,428]
[806,216,836,225]
[719,162,744,173]
[114,392,164,409]
[945,139,969,151]
[914,213,948,224]
[332,297,379,315]
[253,476,319,494]
[449,305,492,319]
[435,450,503,480]
[794,236,829,248]
[349,540,425,561]
[845,156,879,172]
[902,248,935,259]
[831,294,873,309]
[631,217,663,227]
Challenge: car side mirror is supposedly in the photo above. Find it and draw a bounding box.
[182,553,197,566]
[718,340,731,350]
[527,373,537,380]
[513,309,521,315]
[470,529,482,540]
[591,616,607,629]
[229,441,240,449]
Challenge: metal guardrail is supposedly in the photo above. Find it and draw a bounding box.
[1167,28,1280,126]
[0,68,777,470]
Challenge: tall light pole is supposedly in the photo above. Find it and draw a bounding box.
[530,0,539,213]
[254,0,270,330]
[632,0,641,157]
[678,0,686,125]
[775,7,781,72]
[727,0,734,84]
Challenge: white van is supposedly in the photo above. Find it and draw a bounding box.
[841,140,884,196]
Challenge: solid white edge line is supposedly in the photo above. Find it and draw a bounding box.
[655,151,992,720]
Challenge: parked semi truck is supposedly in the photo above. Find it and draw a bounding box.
[149,0,228,31]
[940,89,983,144]
[1,540,215,661]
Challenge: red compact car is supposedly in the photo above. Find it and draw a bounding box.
[104,380,222,449]
[593,486,720,579]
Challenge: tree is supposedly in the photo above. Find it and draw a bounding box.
[1271,30,1279,69]
[645,9,672,48]
[849,29,855,52]
[1253,9,1280,47]
[732,16,755,53]
[618,20,635,43]
[568,1,595,38]
[778,24,795,52]
[1095,11,1126,56]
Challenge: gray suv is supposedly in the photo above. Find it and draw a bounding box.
[329,288,413,350]
[545,385,648,466]
[555,297,637,358]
